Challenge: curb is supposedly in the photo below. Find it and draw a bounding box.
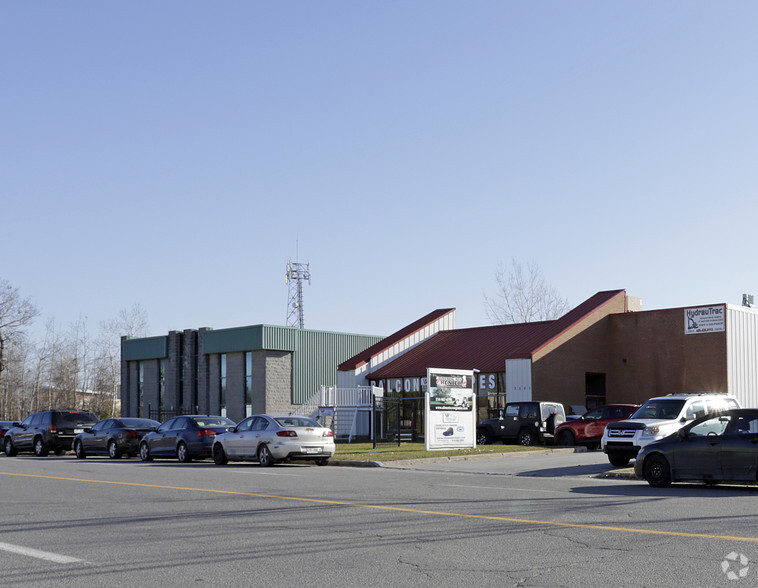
[598,468,639,480]
[330,446,585,468]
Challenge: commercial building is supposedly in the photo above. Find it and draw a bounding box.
[120,325,383,423]
[121,290,758,438]
[338,290,758,426]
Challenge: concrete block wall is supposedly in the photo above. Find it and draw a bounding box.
[263,351,295,414]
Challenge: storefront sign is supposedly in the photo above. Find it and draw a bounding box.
[684,305,725,334]
[425,368,476,451]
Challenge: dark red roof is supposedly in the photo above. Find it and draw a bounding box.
[337,308,455,371]
[366,290,626,379]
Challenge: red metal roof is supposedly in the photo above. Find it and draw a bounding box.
[337,308,455,371]
[366,290,626,379]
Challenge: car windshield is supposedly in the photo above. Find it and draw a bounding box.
[192,417,235,427]
[56,412,98,426]
[273,416,320,428]
[631,399,685,420]
[120,418,158,429]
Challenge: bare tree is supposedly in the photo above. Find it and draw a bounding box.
[95,304,149,417]
[0,279,39,388]
[484,259,570,324]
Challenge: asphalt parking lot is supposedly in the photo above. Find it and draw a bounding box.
[1,449,756,587]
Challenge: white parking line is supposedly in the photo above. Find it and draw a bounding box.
[0,542,91,564]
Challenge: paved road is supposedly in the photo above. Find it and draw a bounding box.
[0,451,757,587]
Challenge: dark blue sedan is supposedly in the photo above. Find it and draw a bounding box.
[635,409,758,487]
[139,415,235,463]
[73,418,160,459]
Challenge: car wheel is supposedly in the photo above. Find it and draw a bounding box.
[608,453,630,468]
[257,444,275,467]
[644,454,672,488]
[476,429,492,445]
[139,442,153,462]
[34,437,49,457]
[176,441,191,463]
[73,440,86,459]
[4,437,17,457]
[212,443,228,465]
[557,430,575,446]
[108,440,122,459]
[518,428,535,446]
[315,458,329,466]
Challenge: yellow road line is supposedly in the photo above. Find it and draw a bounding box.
[2,471,757,543]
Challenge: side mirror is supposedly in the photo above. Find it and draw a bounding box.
[229,426,237,433]
[678,429,688,441]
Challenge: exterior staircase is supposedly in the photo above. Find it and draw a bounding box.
[290,385,382,442]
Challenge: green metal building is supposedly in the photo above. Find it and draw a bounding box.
[121,324,383,422]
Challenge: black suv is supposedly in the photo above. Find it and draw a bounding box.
[3,410,99,457]
[477,401,566,446]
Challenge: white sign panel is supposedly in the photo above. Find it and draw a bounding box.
[684,305,726,334]
[425,368,476,451]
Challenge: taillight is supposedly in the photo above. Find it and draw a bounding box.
[322,430,334,438]
[197,429,216,437]
[276,430,298,438]
[49,425,57,433]
[125,430,138,439]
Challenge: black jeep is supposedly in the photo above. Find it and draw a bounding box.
[477,401,566,446]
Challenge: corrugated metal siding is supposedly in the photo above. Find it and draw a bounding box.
[261,325,300,351]
[505,358,532,402]
[727,305,758,408]
[202,325,303,354]
[291,330,384,404]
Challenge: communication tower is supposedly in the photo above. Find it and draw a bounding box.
[285,260,311,328]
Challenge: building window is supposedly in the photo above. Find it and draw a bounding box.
[220,354,227,417]
[158,359,166,412]
[245,352,252,417]
[138,362,144,417]
[585,372,606,410]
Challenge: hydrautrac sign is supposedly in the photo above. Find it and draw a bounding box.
[425,368,476,451]
[684,305,725,334]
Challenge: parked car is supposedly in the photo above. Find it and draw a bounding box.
[139,415,235,463]
[3,410,99,457]
[476,401,566,446]
[73,417,160,459]
[212,414,335,467]
[602,393,741,467]
[635,409,758,487]
[0,421,15,438]
[554,404,640,449]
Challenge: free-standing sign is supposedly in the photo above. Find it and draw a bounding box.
[425,368,476,451]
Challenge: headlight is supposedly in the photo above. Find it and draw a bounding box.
[641,426,660,438]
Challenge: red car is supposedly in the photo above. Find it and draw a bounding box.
[555,404,639,449]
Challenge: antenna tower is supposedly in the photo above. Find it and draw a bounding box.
[285,260,311,328]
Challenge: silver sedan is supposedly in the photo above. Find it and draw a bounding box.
[212,414,335,467]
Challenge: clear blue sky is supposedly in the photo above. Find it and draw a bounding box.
[3,2,758,338]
